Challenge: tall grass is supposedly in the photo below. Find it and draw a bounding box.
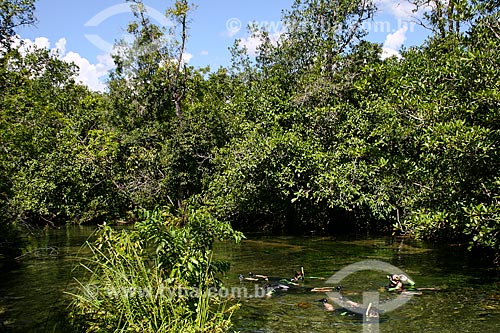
[67,224,239,332]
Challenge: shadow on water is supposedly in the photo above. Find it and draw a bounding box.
[1,228,499,332]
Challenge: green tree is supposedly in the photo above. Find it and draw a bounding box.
[0,0,36,49]
[1,44,122,224]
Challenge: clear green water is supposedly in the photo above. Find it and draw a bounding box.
[0,225,94,332]
[215,235,500,333]
[1,227,499,332]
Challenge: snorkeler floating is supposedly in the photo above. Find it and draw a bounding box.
[385,273,439,293]
[319,298,335,312]
[239,268,306,296]
[386,273,416,291]
[239,272,268,282]
[239,268,303,285]
[317,287,379,318]
[292,268,304,282]
[238,268,437,313]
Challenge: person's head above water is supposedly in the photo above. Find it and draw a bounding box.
[388,274,415,286]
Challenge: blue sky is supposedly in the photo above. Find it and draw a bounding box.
[18,0,429,91]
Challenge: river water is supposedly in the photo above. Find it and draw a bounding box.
[1,226,499,332]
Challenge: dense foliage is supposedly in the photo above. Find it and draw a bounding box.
[1,0,500,253]
[2,0,500,330]
[69,207,242,332]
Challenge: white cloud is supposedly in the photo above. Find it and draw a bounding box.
[54,38,67,56]
[13,36,50,54]
[384,26,408,50]
[238,30,283,56]
[376,0,417,20]
[238,35,262,56]
[33,37,50,50]
[381,47,401,59]
[13,36,114,91]
[182,52,193,64]
[381,26,408,59]
[200,50,209,56]
[164,52,193,67]
[63,52,114,91]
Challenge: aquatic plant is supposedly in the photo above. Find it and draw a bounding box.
[67,206,242,332]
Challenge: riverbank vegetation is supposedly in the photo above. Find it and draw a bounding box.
[69,208,241,332]
[2,0,499,250]
[1,0,500,330]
